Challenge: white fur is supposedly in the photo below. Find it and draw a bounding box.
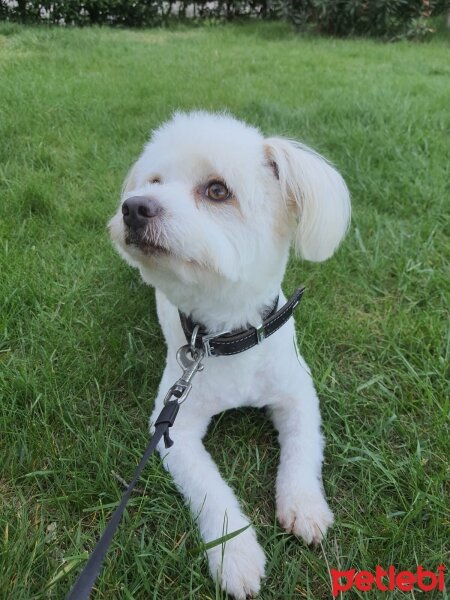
[264,137,351,262]
[109,111,350,598]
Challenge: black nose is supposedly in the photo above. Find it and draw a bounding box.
[122,196,162,230]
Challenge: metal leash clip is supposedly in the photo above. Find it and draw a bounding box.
[163,328,205,406]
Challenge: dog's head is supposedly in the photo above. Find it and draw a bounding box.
[109,112,350,321]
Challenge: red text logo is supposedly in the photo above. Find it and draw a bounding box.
[331,565,446,596]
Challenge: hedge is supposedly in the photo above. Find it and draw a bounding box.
[0,0,447,38]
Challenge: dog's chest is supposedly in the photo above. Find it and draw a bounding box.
[162,342,282,415]
[198,354,272,410]
[157,290,300,413]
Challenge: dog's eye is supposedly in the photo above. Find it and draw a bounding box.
[206,181,230,202]
[150,176,161,184]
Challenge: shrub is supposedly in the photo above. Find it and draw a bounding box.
[0,0,165,26]
[273,0,448,39]
[0,0,446,37]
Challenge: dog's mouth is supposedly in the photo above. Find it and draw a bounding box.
[124,227,170,256]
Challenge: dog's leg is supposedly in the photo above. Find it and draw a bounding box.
[269,379,334,545]
[150,402,265,600]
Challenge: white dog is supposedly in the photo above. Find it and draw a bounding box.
[109,111,350,599]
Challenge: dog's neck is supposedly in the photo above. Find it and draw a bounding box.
[156,278,281,333]
[180,291,280,336]
[138,259,287,332]
[179,286,281,332]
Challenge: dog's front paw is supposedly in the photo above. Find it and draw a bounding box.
[277,487,334,545]
[207,528,266,599]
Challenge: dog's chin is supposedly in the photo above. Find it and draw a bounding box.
[124,230,170,257]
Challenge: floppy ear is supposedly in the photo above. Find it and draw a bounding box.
[265,137,351,262]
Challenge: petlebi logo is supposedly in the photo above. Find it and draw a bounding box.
[331,565,446,596]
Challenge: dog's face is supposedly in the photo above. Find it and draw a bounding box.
[109,112,350,309]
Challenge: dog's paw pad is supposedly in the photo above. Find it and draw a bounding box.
[208,529,265,599]
[277,490,334,545]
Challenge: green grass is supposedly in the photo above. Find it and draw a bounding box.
[0,20,449,600]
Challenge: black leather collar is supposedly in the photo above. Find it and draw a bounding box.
[179,286,305,357]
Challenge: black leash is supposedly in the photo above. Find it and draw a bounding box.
[66,401,180,600]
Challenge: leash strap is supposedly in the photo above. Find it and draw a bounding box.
[179,286,305,356]
[66,401,179,600]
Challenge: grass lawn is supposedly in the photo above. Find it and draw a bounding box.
[0,20,449,599]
